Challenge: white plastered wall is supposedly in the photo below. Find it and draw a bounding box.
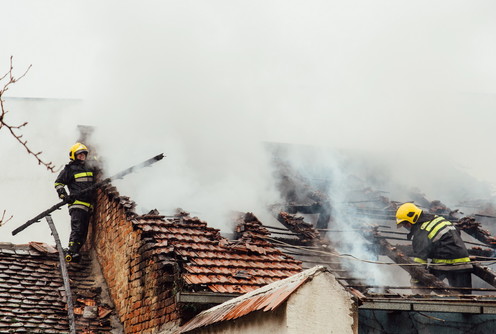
[286,271,357,334]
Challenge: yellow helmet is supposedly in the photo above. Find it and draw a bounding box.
[396,203,422,225]
[69,143,89,161]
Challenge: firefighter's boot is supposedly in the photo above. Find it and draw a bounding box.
[65,242,81,263]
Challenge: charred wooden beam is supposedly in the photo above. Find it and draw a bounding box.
[472,264,496,288]
[275,211,322,244]
[286,202,325,214]
[469,247,495,258]
[456,217,496,248]
[379,244,494,259]
[284,202,332,231]
[272,211,373,292]
[386,244,413,257]
[271,237,310,246]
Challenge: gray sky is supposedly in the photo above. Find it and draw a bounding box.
[2,1,496,244]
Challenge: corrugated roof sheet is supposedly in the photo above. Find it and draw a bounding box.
[176,266,327,333]
[132,212,302,294]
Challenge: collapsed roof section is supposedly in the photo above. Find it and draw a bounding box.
[269,150,496,300]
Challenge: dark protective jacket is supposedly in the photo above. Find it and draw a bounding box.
[54,160,96,211]
[411,215,472,271]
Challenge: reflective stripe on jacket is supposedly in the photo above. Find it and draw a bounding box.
[68,200,93,212]
[54,160,96,204]
[412,215,472,271]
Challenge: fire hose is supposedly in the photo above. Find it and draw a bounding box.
[12,153,165,236]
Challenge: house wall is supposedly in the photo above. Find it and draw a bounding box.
[91,189,181,333]
[286,271,357,334]
[189,306,288,334]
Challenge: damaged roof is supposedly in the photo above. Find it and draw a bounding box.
[269,153,496,299]
[0,242,116,333]
[132,211,302,294]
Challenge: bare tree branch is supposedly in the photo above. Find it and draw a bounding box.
[0,56,56,172]
[0,210,13,227]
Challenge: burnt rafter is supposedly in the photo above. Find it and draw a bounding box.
[284,202,332,231]
[272,210,374,293]
[456,216,496,248]
[473,265,496,288]
[275,211,322,244]
[272,159,332,230]
[272,156,496,297]
[391,243,495,260]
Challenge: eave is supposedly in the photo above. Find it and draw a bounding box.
[358,295,496,314]
[176,291,241,304]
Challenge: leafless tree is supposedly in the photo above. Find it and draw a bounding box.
[0,56,56,172]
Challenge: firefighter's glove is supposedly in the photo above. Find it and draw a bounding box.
[57,188,68,200]
[58,190,75,203]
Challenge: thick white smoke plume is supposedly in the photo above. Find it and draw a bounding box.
[2,0,496,279]
[277,144,495,287]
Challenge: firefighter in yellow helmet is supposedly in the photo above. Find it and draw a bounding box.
[396,202,472,294]
[54,143,97,263]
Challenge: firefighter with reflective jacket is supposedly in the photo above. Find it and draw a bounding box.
[54,143,96,263]
[396,202,472,294]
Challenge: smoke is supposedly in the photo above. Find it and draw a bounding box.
[0,98,87,244]
[275,144,496,287]
[2,0,496,265]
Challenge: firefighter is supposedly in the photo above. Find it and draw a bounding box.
[396,202,473,294]
[54,143,96,263]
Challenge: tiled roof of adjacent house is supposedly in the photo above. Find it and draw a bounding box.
[132,211,302,294]
[176,266,328,333]
[0,242,117,334]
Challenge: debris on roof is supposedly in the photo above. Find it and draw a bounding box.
[275,211,322,244]
[28,241,58,254]
[8,141,496,332]
[456,216,496,246]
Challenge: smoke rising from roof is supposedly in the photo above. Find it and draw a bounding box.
[2,1,496,248]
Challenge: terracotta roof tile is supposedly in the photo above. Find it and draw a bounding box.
[0,243,118,333]
[132,212,302,294]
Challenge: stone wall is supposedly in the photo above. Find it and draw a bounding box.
[90,187,181,333]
